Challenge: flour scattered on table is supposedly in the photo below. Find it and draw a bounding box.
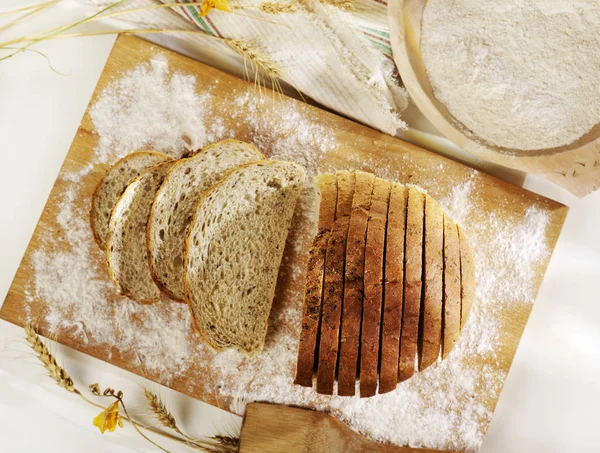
[25,57,554,453]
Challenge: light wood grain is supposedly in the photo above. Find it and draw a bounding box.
[388,0,600,197]
[0,35,568,450]
[240,403,465,453]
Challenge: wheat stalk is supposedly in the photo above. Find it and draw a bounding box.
[144,389,239,453]
[23,324,238,453]
[258,1,297,14]
[24,323,75,392]
[319,0,355,11]
[144,388,185,437]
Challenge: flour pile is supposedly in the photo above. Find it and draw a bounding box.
[421,0,600,150]
[26,57,553,452]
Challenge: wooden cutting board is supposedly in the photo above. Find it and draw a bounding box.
[0,35,568,451]
[239,403,463,453]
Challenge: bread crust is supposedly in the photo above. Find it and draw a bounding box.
[359,177,391,397]
[398,187,425,383]
[337,171,375,396]
[420,195,444,371]
[295,174,337,387]
[378,183,407,394]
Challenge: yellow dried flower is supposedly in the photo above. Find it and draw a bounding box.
[200,0,231,16]
[93,401,124,434]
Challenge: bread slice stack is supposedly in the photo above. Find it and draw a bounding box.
[91,141,304,354]
[294,171,475,397]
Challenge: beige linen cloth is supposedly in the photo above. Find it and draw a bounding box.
[84,0,409,135]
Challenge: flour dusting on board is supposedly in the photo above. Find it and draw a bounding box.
[26,57,552,453]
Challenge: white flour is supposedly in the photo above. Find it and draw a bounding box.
[25,58,553,452]
[421,0,600,151]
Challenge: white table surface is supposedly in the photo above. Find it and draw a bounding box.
[1,2,599,452]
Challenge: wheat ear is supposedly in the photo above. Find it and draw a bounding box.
[259,1,297,14]
[24,323,75,392]
[144,389,239,453]
[319,0,355,11]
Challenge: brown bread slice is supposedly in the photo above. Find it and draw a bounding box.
[459,226,476,330]
[398,187,425,383]
[106,161,174,303]
[359,177,391,397]
[314,171,355,394]
[419,195,444,371]
[378,183,407,394]
[294,174,337,387]
[316,215,350,395]
[337,171,376,396]
[148,140,264,301]
[335,170,355,218]
[183,160,305,355]
[91,151,171,250]
[442,215,461,359]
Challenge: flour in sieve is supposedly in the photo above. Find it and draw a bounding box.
[421,0,600,151]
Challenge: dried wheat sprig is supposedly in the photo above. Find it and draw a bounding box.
[0,0,59,34]
[258,1,297,14]
[24,324,237,452]
[0,0,58,18]
[24,323,75,392]
[0,0,127,62]
[144,388,185,437]
[318,0,355,11]
[225,38,282,86]
[144,389,239,452]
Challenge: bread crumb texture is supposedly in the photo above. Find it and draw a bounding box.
[27,57,550,452]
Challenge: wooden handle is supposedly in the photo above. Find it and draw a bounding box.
[239,403,465,453]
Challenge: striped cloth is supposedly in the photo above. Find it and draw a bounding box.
[84,0,409,135]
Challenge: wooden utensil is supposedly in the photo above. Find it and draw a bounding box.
[388,0,600,197]
[239,403,463,453]
[0,35,568,450]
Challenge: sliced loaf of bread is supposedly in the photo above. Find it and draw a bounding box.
[184,160,305,355]
[148,140,264,301]
[91,151,171,250]
[106,161,175,303]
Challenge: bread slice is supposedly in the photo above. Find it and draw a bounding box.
[148,140,264,301]
[315,215,350,395]
[295,174,337,387]
[442,215,461,359]
[378,183,407,394]
[335,170,355,218]
[106,161,174,303]
[184,160,305,355]
[91,151,171,250]
[459,226,476,331]
[419,195,444,371]
[359,177,391,397]
[314,171,355,395]
[337,171,376,396]
[398,187,425,382]
[317,173,338,232]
